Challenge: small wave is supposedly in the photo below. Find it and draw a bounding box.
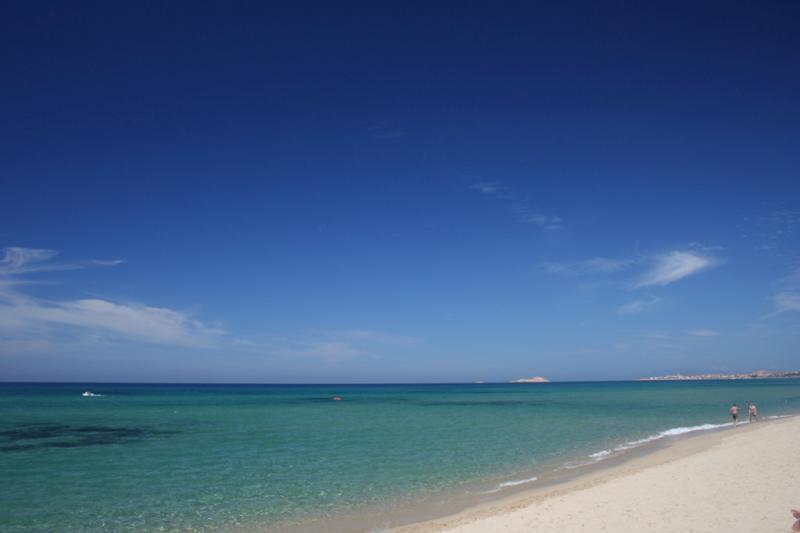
[482,475,539,493]
[589,449,611,459]
[618,422,735,449]
[586,421,740,462]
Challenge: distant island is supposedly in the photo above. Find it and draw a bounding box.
[510,376,550,383]
[639,369,800,381]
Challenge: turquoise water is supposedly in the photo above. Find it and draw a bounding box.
[1,381,799,531]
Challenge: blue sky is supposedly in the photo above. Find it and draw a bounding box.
[1,2,799,382]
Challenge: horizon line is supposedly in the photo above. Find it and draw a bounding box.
[2,378,796,386]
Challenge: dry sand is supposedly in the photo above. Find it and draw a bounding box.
[397,416,799,533]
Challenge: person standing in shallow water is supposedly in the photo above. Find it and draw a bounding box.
[748,402,758,422]
[730,403,739,425]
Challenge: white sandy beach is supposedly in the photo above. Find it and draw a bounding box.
[398,416,799,533]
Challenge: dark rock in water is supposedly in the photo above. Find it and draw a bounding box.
[0,423,177,452]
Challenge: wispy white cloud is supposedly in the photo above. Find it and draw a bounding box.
[759,267,800,319]
[640,332,671,340]
[689,329,720,337]
[237,329,420,363]
[543,247,721,317]
[469,180,563,230]
[1,247,59,269]
[334,329,419,345]
[0,247,222,349]
[617,296,661,315]
[639,329,721,341]
[0,297,224,347]
[585,257,635,273]
[289,340,365,362]
[542,257,633,275]
[741,209,800,253]
[90,259,127,266]
[0,247,127,278]
[635,251,718,288]
[771,290,800,314]
[0,247,424,369]
[543,248,720,286]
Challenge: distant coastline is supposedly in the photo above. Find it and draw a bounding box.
[639,369,800,381]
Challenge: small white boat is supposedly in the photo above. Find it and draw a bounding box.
[82,391,99,397]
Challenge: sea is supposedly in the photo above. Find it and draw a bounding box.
[1,380,799,531]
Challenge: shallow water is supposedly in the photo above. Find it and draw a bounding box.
[1,380,798,531]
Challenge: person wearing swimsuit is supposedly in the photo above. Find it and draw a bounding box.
[748,403,757,422]
[730,403,739,425]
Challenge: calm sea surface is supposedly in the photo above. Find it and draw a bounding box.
[1,381,799,531]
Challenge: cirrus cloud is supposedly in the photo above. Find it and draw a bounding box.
[542,257,634,275]
[689,329,721,337]
[0,247,223,349]
[635,251,718,288]
[468,180,564,230]
[617,296,661,315]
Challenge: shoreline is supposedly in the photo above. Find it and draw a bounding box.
[265,416,794,533]
[393,416,799,533]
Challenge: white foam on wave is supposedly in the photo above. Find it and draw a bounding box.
[618,422,735,449]
[481,475,539,494]
[586,421,741,462]
[486,416,793,496]
[588,449,611,459]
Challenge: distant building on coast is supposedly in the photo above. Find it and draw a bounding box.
[639,369,800,381]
